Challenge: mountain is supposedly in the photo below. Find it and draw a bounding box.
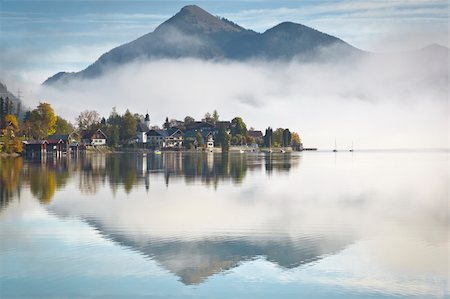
[0,82,19,102]
[43,5,362,85]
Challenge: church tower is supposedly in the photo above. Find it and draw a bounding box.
[144,113,150,128]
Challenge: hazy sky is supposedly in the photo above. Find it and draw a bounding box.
[0,1,448,149]
[1,0,448,83]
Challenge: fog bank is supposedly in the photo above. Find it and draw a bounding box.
[37,50,448,149]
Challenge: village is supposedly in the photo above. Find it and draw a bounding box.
[0,100,303,156]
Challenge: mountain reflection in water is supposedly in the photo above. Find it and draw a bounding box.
[0,152,447,297]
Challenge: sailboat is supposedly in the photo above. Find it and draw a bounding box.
[333,139,338,152]
[349,141,354,152]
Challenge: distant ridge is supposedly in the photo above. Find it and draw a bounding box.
[43,5,362,86]
[0,82,19,102]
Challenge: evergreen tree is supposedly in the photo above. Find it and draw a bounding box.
[212,110,219,123]
[164,117,170,130]
[0,97,4,120]
[15,102,21,120]
[282,129,291,147]
[264,127,273,147]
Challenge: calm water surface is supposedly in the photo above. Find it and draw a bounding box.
[0,151,448,298]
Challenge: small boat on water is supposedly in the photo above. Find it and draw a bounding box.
[154,150,162,155]
[280,149,286,153]
[349,141,354,152]
[239,149,245,153]
[333,139,338,152]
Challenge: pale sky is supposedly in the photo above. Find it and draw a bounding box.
[1,0,448,83]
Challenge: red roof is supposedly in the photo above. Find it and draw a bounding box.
[47,139,64,145]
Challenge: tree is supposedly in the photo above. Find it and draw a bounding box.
[1,114,22,154]
[15,102,22,120]
[163,117,170,130]
[230,117,247,137]
[184,116,195,125]
[264,127,273,147]
[217,125,230,151]
[0,97,4,120]
[5,114,18,129]
[204,112,213,123]
[273,128,284,147]
[54,116,74,135]
[282,129,291,147]
[76,110,100,132]
[106,108,121,147]
[29,102,57,139]
[196,131,204,147]
[212,110,219,124]
[0,97,14,120]
[120,109,137,141]
[246,135,255,145]
[231,135,241,146]
[107,125,120,147]
[23,110,31,122]
[291,132,301,146]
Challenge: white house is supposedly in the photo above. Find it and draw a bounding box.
[146,128,184,148]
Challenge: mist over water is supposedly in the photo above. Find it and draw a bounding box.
[35,48,448,149]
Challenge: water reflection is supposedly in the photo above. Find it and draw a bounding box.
[0,158,23,208]
[0,152,301,206]
[0,152,447,298]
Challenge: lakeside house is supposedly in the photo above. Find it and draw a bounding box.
[185,121,215,131]
[82,129,107,146]
[24,140,48,155]
[24,132,80,155]
[146,128,184,149]
[47,133,79,152]
[184,130,214,149]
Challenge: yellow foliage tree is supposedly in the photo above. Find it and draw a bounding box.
[29,102,57,139]
[291,132,302,146]
[1,114,23,154]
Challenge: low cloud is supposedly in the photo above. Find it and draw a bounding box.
[31,48,449,149]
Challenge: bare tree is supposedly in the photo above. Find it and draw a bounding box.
[76,110,101,132]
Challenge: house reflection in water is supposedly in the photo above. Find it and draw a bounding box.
[0,153,301,207]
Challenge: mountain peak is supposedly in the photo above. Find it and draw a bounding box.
[156,4,243,34]
[43,5,362,86]
[179,4,205,14]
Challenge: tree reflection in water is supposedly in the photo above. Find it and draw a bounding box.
[0,152,300,206]
[0,158,23,209]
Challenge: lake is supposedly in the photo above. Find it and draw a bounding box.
[0,151,448,298]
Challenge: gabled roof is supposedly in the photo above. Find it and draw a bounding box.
[147,128,184,138]
[215,121,231,130]
[137,122,150,132]
[167,128,183,137]
[202,131,214,139]
[25,140,48,145]
[185,121,215,130]
[92,129,107,139]
[147,129,168,137]
[82,129,107,139]
[47,138,64,145]
[48,134,70,141]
